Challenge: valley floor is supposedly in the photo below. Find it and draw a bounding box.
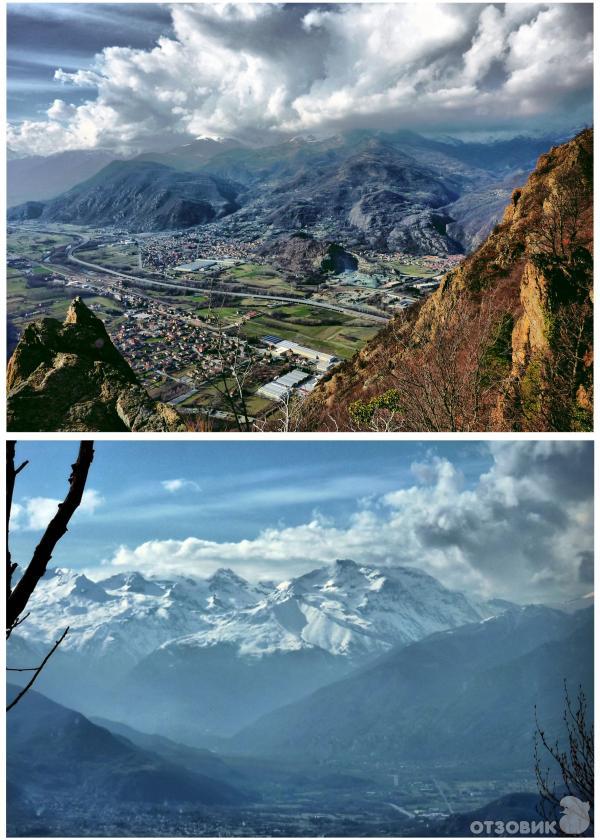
[9,763,537,838]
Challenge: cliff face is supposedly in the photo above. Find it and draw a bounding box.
[7,298,185,432]
[303,129,593,432]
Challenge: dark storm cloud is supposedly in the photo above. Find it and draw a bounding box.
[8,4,173,57]
[7,3,593,155]
[578,551,594,585]
[7,4,173,122]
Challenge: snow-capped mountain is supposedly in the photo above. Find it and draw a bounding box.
[11,560,490,665]
[163,559,484,661]
[268,559,483,657]
[10,566,269,669]
[7,560,512,742]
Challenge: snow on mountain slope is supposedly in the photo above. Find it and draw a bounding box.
[8,560,516,741]
[11,560,494,669]
[164,559,485,661]
[10,567,268,669]
[275,559,483,658]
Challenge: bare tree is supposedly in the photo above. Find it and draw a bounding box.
[347,284,516,432]
[195,284,258,431]
[210,319,254,431]
[6,441,95,710]
[253,388,307,432]
[534,683,594,830]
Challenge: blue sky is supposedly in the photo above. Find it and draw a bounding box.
[8,441,593,604]
[9,439,491,562]
[8,3,173,122]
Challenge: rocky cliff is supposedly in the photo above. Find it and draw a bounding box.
[302,129,593,432]
[257,233,358,280]
[7,298,185,432]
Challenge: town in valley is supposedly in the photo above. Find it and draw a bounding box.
[7,222,461,428]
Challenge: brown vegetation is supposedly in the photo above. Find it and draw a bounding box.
[302,129,593,431]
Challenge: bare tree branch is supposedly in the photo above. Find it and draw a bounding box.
[534,683,594,829]
[7,627,69,712]
[6,441,94,637]
[7,441,29,603]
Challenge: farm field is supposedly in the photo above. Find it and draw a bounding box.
[381,260,440,277]
[7,229,75,260]
[76,243,140,272]
[239,304,379,358]
[220,263,305,295]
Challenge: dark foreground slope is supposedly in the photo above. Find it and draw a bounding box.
[7,297,184,431]
[302,130,593,432]
[230,607,593,771]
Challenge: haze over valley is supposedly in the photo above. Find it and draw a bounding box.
[6,440,595,836]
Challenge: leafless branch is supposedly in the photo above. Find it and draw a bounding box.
[6,627,69,712]
[6,442,94,638]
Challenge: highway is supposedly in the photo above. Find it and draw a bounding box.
[67,244,391,324]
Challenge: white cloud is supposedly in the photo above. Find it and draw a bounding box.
[80,489,106,514]
[101,443,592,604]
[7,3,592,156]
[10,489,104,531]
[161,478,201,494]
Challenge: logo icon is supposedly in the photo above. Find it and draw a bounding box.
[559,796,590,835]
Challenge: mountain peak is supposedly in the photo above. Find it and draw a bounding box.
[208,568,248,585]
[7,301,185,432]
[101,571,164,596]
[332,558,358,570]
[64,296,102,327]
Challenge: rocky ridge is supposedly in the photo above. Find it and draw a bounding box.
[303,129,593,431]
[7,297,184,431]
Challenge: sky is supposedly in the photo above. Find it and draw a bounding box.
[7,2,593,156]
[8,440,594,605]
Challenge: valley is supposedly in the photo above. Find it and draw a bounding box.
[7,127,586,432]
[7,220,453,429]
[8,744,536,838]
[7,561,589,837]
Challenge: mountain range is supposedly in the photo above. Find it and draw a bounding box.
[7,684,246,805]
[230,605,593,770]
[7,559,592,836]
[8,558,507,742]
[7,129,564,253]
[7,149,120,207]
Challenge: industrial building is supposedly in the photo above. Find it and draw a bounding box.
[257,369,312,401]
[174,259,217,272]
[261,335,338,373]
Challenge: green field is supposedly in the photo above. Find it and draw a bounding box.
[8,264,122,328]
[220,263,302,295]
[187,299,381,359]
[77,243,140,272]
[383,260,440,277]
[7,230,75,260]
[179,376,273,420]
[239,304,379,358]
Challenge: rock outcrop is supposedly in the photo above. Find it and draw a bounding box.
[302,129,593,432]
[257,233,358,279]
[7,298,185,432]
